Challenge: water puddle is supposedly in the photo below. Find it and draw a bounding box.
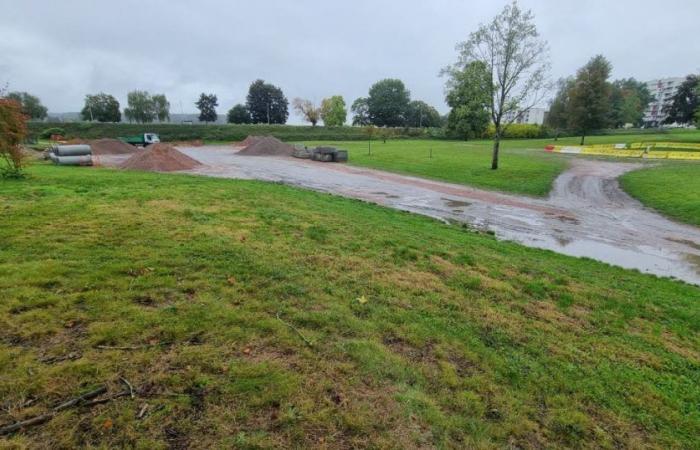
[442,198,472,208]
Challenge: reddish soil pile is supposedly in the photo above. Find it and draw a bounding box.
[119,143,201,172]
[237,136,294,157]
[239,135,261,147]
[90,138,136,155]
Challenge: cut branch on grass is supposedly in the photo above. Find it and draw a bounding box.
[0,386,108,435]
[276,311,314,347]
[0,378,138,435]
[95,344,151,351]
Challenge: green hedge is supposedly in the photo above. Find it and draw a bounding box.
[484,123,549,139]
[31,121,689,143]
[28,122,437,142]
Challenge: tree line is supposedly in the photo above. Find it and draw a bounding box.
[546,57,699,144]
[0,79,442,128]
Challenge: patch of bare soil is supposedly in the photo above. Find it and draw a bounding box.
[237,136,294,157]
[239,135,261,147]
[90,138,136,155]
[119,143,202,172]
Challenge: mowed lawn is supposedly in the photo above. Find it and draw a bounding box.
[620,162,700,227]
[302,139,567,197]
[1,164,699,448]
[303,131,700,197]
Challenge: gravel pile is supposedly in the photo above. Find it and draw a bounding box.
[237,136,294,157]
[119,143,201,171]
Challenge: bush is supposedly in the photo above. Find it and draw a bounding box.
[39,127,66,139]
[0,98,28,178]
[483,123,547,139]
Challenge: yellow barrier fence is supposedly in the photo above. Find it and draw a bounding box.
[544,143,700,160]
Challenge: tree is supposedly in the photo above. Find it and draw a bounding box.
[80,93,121,122]
[545,78,574,133]
[6,91,47,120]
[246,79,289,124]
[366,78,411,127]
[320,96,347,126]
[443,60,491,139]
[124,90,156,123]
[152,94,170,122]
[446,1,550,169]
[292,98,321,126]
[663,75,699,125]
[568,55,612,144]
[196,93,218,123]
[608,79,651,128]
[405,101,442,128]
[351,97,370,126]
[227,104,251,124]
[0,97,27,178]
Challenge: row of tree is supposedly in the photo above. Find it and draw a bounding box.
[545,58,699,143]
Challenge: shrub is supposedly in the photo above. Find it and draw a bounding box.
[0,98,28,178]
[483,123,546,139]
[39,127,66,139]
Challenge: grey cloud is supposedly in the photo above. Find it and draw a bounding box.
[1,0,698,123]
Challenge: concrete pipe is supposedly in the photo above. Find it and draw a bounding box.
[55,145,92,156]
[53,155,93,166]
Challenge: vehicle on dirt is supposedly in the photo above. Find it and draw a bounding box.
[119,133,160,147]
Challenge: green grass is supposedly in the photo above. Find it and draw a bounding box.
[303,132,700,197]
[620,162,700,227]
[303,139,568,196]
[1,164,699,448]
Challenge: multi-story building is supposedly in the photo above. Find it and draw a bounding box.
[502,107,547,125]
[643,77,684,126]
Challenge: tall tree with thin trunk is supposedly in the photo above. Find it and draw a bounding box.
[152,94,170,122]
[195,93,218,123]
[445,1,549,169]
[545,77,574,137]
[292,98,321,126]
[568,55,612,145]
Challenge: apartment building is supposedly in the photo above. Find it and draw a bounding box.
[643,77,684,126]
[502,107,547,125]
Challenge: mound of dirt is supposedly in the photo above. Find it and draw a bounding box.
[119,143,201,172]
[90,138,136,155]
[237,136,294,157]
[239,135,261,147]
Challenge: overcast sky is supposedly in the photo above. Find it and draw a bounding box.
[2,0,699,122]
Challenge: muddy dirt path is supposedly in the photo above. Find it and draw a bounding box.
[177,146,700,285]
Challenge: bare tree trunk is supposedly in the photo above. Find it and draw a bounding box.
[491,135,500,170]
[580,132,586,145]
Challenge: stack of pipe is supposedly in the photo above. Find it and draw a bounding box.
[48,145,93,166]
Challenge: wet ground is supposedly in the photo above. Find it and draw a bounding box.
[153,146,699,285]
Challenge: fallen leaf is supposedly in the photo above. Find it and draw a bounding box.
[243,347,251,355]
[227,276,237,285]
[102,419,113,430]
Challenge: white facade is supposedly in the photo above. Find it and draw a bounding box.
[643,77,684,126]
[503,107,546,125]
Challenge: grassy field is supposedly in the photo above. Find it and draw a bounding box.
[303,140,568,197]
[620,162,700,227]
[303,131,700,197]
[1,164,699,448]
